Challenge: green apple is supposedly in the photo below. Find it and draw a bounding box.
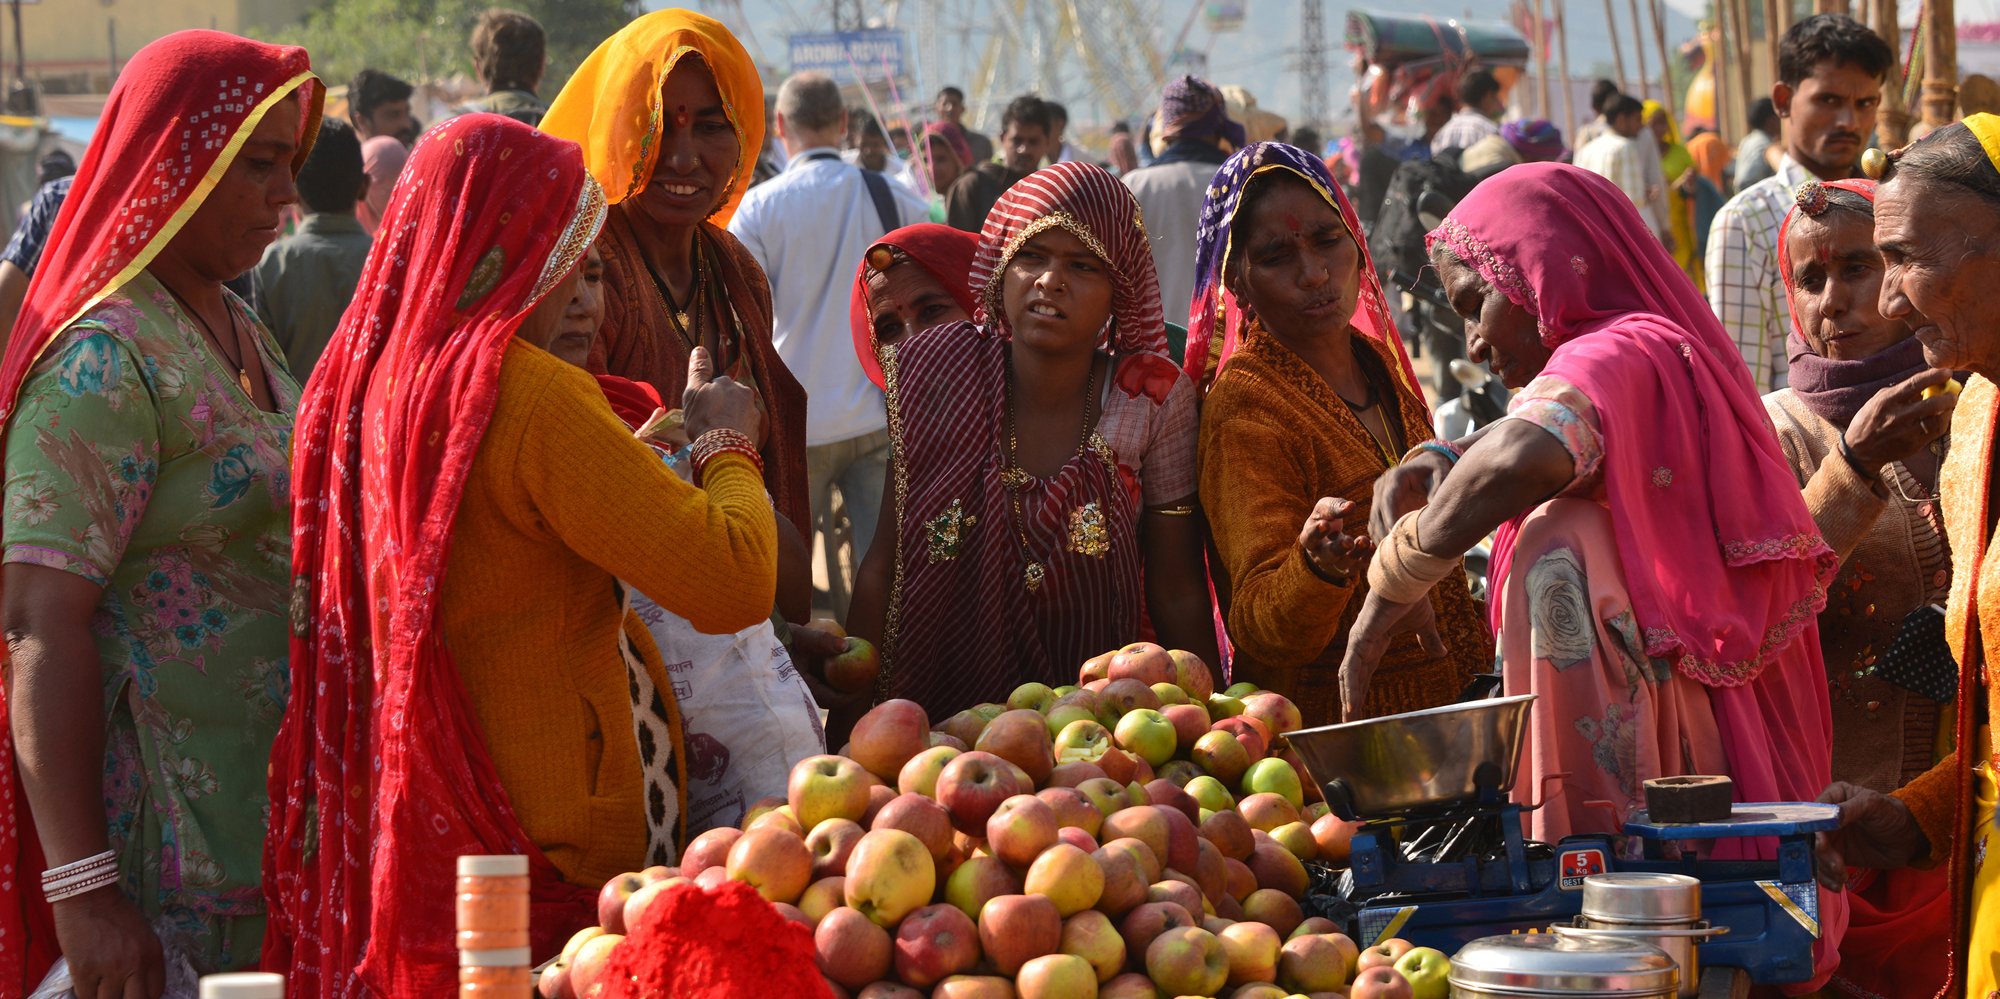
[1207,694,1246,720]
[1240,757,1305,809]
[1395,946,1452,999]
[1184,775,1236,813]
[1223,682,1260,699]
[1046,698,1101,739]
[1151,682,1190,706]
[1053,684,1080,698]
[1055,719,1115,764]
[1009,681,1057,714]
[1114,709,1178,767]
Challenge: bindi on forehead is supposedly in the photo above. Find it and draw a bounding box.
[674,105,690,128]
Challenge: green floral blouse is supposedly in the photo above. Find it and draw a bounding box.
[2,271,298,969]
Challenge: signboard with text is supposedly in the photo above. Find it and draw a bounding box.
[788,30,905,84]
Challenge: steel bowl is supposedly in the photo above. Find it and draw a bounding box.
[1283,694,1535,819]
[1580,873,1704,925]
[1450,933,1679,998]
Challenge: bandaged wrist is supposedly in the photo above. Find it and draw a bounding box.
[1366,508,1457,604]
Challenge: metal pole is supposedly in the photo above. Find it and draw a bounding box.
[1557,0,1577,139]
[106,17,116,85]
[1628,0,1651,101]
[1650,0,1676,123]
[1601,0,1631,95]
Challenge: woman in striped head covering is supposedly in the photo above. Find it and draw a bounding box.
[842,162,1219,737]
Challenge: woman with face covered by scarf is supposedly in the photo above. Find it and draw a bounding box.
[0,31,321,994]
[1346,163,1845,988]
[264,114,776,995]
[1186,142,1491,726]
[843,163,1219,739]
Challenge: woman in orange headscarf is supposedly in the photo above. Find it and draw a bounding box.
[0,30,320,992]
[542,10,810,547]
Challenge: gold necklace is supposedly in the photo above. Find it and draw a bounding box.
[1001,351,1104,592]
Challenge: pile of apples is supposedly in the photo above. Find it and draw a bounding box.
[541,643,1453,999]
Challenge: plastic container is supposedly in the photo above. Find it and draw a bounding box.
[198,973,285,999]
[457,855,531,997]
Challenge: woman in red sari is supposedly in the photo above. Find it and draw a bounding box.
[847,222,980,391]
[846,163,1219,732]
[264,114,775,995]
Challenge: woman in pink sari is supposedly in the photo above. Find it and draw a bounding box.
[1342,163,1843,986]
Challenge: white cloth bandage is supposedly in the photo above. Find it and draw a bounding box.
[1366,508,1458,604]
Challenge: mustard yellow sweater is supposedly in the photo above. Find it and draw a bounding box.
[440,343,777,887]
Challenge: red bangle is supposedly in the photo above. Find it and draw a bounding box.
[691,428,764,485]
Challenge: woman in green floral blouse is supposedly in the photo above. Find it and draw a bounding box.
[0,31,322,991]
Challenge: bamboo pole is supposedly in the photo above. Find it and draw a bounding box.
[1877,0,1911,145]
[1732,0,1755,123]
[1535,0,1553,120]
[1921,0,1957,126]
[1602,0,1631,95]
[1558,0,1578,140]
[1765,0,1784,94]
[1650,0,1676,123]
[1628,0,1652,101]
[1715,2,1736,138]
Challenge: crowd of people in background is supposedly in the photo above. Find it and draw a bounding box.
[7,3,2000,997]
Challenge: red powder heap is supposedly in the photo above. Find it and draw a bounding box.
[597,880,830,999]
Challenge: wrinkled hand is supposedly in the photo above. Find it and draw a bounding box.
[1845,368,1958,471]
[1339,589,1447,721]
[1299,497,1374,581]
[55,888,165,999]
[1370,450,1452,541]
[1815,781,1930,890]
[683,346,767,449]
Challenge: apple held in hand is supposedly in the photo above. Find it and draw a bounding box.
[1395,946,1452,999]
[825,637,881,693]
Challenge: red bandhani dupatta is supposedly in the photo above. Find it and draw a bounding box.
[0,30,319,996]
[847,223,979,390]
[263,114,606,996]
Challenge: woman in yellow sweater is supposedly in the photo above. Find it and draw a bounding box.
[265,113,776,993]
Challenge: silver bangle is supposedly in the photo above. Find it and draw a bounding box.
[42,867,119,903]
[41,849,115,881]
[42,849,117,896]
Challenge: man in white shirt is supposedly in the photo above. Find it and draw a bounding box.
[1431,69,1506,153]
[1705,13,1892,392]
[1575,95,1674,247]
[1122,75,1244,344]
[729,72,928,616]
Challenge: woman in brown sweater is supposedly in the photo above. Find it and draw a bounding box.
[1188,143,1491,725]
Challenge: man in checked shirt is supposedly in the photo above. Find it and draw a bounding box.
[1705,14,1894,393]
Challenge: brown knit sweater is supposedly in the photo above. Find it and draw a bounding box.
[1200,330,1492,726]
[1764,389,1948,793]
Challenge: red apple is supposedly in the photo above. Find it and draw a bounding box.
[1247,842,1310,898]
[1026,842,1105,916]
[936,751,1027,834]
[748,806,805,838]
[1222,858,1258,901]
[1241,692,1303,737]
[932,975,1018,999]
[1238,792,1301,833]
[979,893,1063,975]
[596,872,645,934]
[682,828,741,877]
[1061,908,1128,983]
[1143,779,1198,828]
[850,699,931,782]
[1229,985,1289,999]
[1018,953,1099,999]
[1200,808,1257,861]
[1048,760,1110,788]
[1100,805,1173,869]
[825,637,881,693]
[1311,813,1363,867]
[1100,972,1163,998]
[844,828,938,927]
[693,865,731,890]
[930,732,970,751]
[1109,642,1176,686]
[1077,777,1131,819]
[1278,933,1353,993]
[944,853,1022,921]
[894,902,983,988]
[1270,821,1318,862]
[568,932,623,999]
[1079,650,1117,685]
[798,875,846,926]
[1058,826,1101,853]
[1167,650,1216,701]
[1211,717,1270,762]
[987,794,1060,868]
[1147,879,1206,920]
[1145,925,1230,997]
[726,826,814,903]
[936,709,991,749]
[816,905,894,988]
[1241,888,1305,937]
[1191,730,1253,788]
[1193,837,1230,905]
[1101,678,1164,716]
[1091,840,1153,918]
[897,745,961,798]
[1099,835,1164,883]
[1097,748,1149,785]
[1119,900,1197,964]
[977,709,1058,787]
[806,817,867,880]
[1038,786,1105,837]
[1351,965,1415,999]
[1218,920,1283,987]
[856,985,925,999]
[621,878,675,935]
[1290,917,1340,939]
[872,792,954,862]
[741,796,787,830]
[1358,938,1415,972]
[1214,892,1246,921]
[1155,802,1202,875]
[1160,703,1212,753]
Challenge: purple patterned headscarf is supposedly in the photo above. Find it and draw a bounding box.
[1157,75,1247,149]
[1501,119,1566,162]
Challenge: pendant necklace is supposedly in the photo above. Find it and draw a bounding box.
[627,214,707,353]
[165,283,257,400]
[1337,375,1399,468]
[1002,350,1104,592]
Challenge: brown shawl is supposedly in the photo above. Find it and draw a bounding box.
[592,207,810,535]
